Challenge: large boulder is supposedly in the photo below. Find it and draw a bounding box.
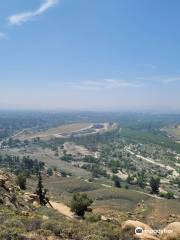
[0,170,9,181]
[121,220,159,240]
[134,233,160,240]
[0,173,9,187]
[161,222,180,240]
[24,192,39,203]
[0,171,14,192]
[122,220,152,231]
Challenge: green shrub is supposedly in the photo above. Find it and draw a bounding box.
[160,191,175,199]
[85,212,101,222]
[42,220,62,236]
[124,184,129,189]
[70,193,93,216]
[16,173,27,190]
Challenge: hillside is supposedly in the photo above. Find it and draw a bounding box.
[0,169,180,240]
[0,113,180,239]
[0,169,123,240]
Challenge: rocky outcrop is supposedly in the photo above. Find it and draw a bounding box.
[24,192,39,203]
[122,220,180,240]
[160,222,180,240]
[121,220,157,240]
[0,170,14,192]
[122,220,152,232]
[0,170,19,207]
[134,233,160,240]
[24,192,40,208]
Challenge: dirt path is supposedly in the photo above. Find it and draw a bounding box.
[132,189,162,199]
[50,201,74,219]
[101,184,112,188]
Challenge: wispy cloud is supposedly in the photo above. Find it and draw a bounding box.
[138,76,180,84]
[137,63,156,69]
[71,79,144,91]
[70,75,180,91]
[0,32,7,40]
[160,77,180,84]
[8,0,59,26]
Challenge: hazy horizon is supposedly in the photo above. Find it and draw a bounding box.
[1,0,180,111]
[0,107,180,115]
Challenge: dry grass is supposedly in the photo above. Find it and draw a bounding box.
[164,125,180,140]
[1,146,90,177]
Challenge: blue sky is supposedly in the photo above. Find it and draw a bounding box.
[0,0,180,111]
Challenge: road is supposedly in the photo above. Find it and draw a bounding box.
[125,147,179,178]
[0,129,27,148]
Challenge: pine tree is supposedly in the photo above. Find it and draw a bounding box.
[36,171,47,205]
[150,176,160,194]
